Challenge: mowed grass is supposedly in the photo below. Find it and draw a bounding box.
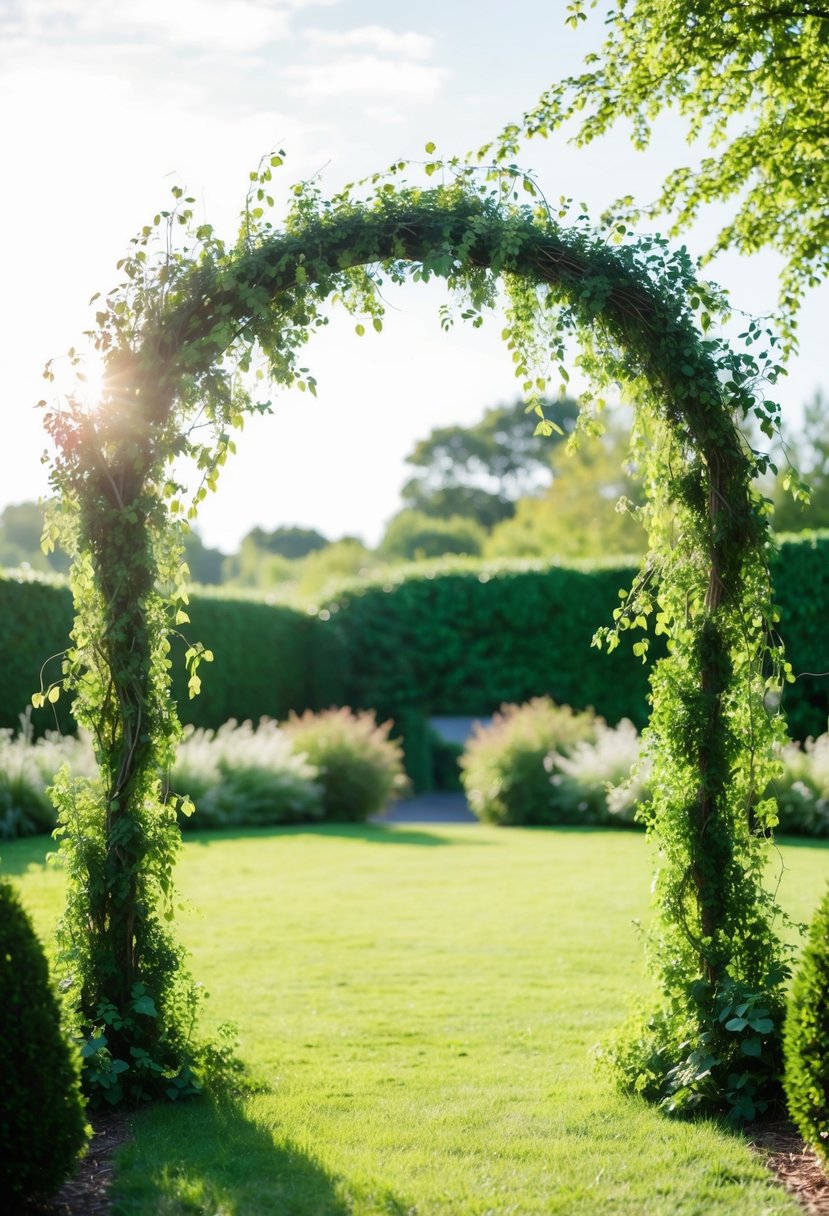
[5,825,828,1216]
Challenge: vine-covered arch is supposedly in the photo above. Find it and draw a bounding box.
[45,177,789,1119]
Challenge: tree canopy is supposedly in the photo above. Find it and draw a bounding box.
[491,1,829,339]
[378,508,486,562]
[400,397,578,528]
[0,501,69,575]
[484,417,646,561]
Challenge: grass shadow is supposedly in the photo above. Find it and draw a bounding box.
[114,1091,355,1215]
[773,834,829,850]
[0,836,55,875]
[184,822,489,848]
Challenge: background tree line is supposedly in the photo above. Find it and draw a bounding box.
[4,389,828,598]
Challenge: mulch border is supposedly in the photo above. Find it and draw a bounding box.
[748,1122,829,1215]
[31,1112,132,1216]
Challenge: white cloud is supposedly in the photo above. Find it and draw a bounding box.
[4,0,343,55]
[304,24,433,59]
[286,54,448,102]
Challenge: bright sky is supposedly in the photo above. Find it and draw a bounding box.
[1,0,826,552]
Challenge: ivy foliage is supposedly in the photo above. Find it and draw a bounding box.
[43,157,791,1116]
[486,1,829,342]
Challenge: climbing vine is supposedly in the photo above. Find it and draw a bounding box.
[43,154,792,1117]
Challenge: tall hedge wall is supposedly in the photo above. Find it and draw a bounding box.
[0,575,76,735]
[326,559,649,724]
[0,576,341,736]
[771,533,829,742]
[167,594,344,728]
[2,533,828,768]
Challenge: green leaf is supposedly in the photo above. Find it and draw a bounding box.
[747,1017,774,1034]
[81,1035,108,1058]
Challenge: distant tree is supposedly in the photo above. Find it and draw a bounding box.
[378,509,486,562]
[0,501,69,574]
[222,525,331,589]
[494,1,829,338]
[773,392,829,532]
[223,535,296,589]
[181,529,226,585]
[401,397,579,528]
[245,525,329,559]
[296,537,376,598]
[484,419,646,561]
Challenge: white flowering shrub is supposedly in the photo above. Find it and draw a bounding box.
[0,725,94,838]
[548,718,649,825]
[171,718,324,829]
[772,736,829,837]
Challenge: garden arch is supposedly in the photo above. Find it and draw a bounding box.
[46,180,788,1117]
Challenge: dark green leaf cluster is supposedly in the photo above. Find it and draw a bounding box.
[0,878,88,1206]
[601,969,788,1124]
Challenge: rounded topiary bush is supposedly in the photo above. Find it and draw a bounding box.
[459,697,600,825]
[784,883,829,1165]
[0,877,88,1208]
[283,707,409,821]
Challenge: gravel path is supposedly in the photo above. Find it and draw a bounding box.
[372,792,477,824]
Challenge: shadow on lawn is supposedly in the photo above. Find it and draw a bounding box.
[0,837,54,876]
[185,823,486,848]
[118,1092,355,1215]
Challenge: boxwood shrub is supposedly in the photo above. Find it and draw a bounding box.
[784,884,829,1166]
[0,878,88,1207]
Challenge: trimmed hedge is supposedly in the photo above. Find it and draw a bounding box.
[771,533,829,742]
[326,557,649,719]
[0,575,343,736]
[0,878,88,1206]
[0,574,75,736]
[3,533,829,779]
[168,593,344,728]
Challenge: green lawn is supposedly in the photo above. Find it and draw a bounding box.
[5,824,828,1215]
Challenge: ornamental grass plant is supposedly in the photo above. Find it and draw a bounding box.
[549,717,649,825]
[0,722,94,839]
[771,736,829,838]
[282,707,409,821]
[459,697,602,825]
